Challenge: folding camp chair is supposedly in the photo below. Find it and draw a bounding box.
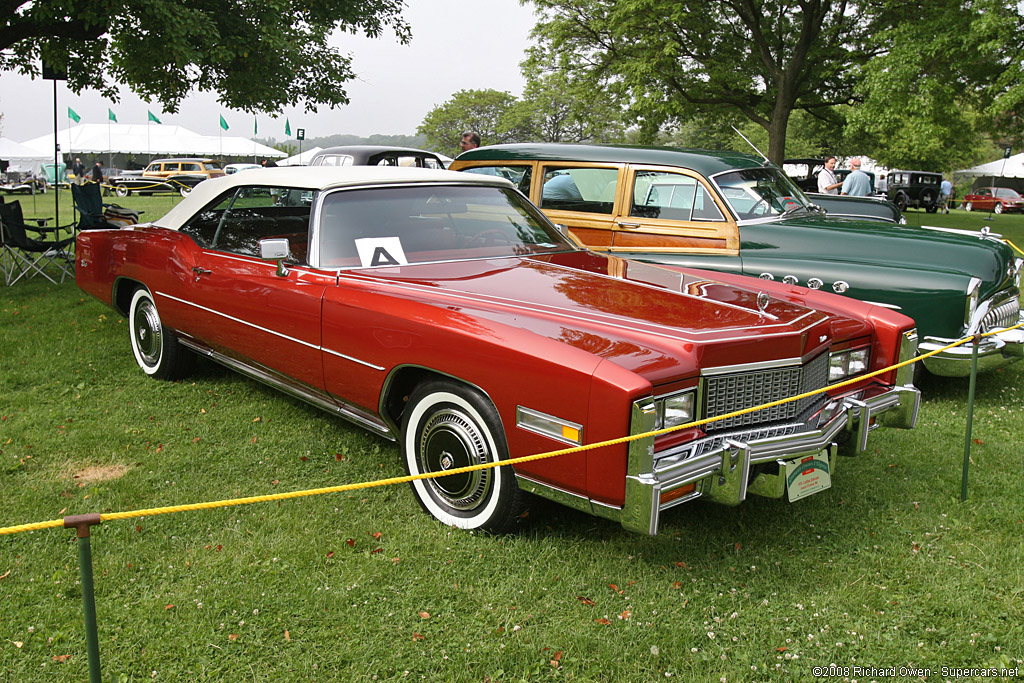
[72,182,119,231]
[0,199,75,286]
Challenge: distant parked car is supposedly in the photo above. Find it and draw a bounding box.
[309,145,445,169]
[225,163,262,175]
[75,166,920,535]
[109,158,226,197]
[451,143,1024,377]
[885,170,943,213]
[962,187,1024,214]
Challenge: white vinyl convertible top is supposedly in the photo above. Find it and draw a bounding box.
[154,165,513,231]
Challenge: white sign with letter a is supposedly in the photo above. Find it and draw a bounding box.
[355,238,409,268]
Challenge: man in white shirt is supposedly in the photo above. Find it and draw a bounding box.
[817,156,842,194]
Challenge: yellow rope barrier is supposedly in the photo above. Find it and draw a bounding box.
[3,322,1022,537]
[1005,238,1024,257]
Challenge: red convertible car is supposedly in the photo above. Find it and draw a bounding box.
[962,187,1024,214]
[76,167,920,535]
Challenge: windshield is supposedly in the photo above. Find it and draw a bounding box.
[713,167,812,221]
[316,184,575,269]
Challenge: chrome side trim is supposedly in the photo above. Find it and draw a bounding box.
[322,346,386,371]
[157,291,384,371]
[176,336,394,440]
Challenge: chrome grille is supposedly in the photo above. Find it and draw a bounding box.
[703,353,828,432]
[982,296,1020,332]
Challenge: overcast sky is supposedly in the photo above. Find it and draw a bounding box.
[0,0,538,143]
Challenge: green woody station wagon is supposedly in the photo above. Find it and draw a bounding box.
[451,144,1024,377]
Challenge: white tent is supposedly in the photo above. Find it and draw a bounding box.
[0,136,51,174]
[276,146,323,166]
[21,123,285,158]
[957,153,1024,178]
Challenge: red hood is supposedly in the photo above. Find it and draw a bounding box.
[347,251,872,383]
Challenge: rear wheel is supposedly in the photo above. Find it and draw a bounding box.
[402,381,524,533]
[179,185,192,197]
[128,288,192,380]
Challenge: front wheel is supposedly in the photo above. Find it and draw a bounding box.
[994,203,1003,214]
[893,193,908,211]
[402,381,524,533]
[115,185,130,198]
[964,201,973,211]
[128,288,192,380]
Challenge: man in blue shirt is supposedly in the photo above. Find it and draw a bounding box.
[841,158,872,197]
[940,178,953,213]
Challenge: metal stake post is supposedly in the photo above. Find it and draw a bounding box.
[961,335,981,501]
[64,514,103,683]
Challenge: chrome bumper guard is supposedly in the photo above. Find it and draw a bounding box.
[920,312,1024,376]
[619,383,920,536]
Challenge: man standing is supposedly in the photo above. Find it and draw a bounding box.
[841,158,872,196]
[90,160,105,184]
[940,177,953,213]
[460,131,481,153]
[71,158,86,184]
[817,156,842,194]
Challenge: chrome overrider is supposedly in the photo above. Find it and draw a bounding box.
[918,266,1024,376]
[616,330,921,535]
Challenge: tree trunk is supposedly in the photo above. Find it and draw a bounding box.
[766,105,791,165]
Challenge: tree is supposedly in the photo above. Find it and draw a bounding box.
[527,0,891,163]
[503,50,626,143]
[417,89,524,156]
[846,0,1024,172]
[0,0,409,114]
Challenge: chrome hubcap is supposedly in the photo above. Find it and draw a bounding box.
[134,301,162,367]
[419,408,491,510]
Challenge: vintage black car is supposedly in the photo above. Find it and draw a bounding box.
[886,170,944,213]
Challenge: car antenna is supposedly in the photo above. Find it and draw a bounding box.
[731,126,771,165]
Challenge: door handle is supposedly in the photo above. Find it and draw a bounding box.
[616,221,642,228]
[191,266,212,275]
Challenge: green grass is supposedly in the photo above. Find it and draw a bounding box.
[1,201,1023,681]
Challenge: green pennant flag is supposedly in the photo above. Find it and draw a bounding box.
[148,110,161,124]
[254,117,258,135]
[108,108,117,122]
[219,115,229,131]
[285,118,291,137]
[67,107,81,123]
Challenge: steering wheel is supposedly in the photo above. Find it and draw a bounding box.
[467,229,513,246]
[743,195,771,219]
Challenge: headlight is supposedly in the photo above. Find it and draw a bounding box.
[829,347,871,382]
[655,390,696,429]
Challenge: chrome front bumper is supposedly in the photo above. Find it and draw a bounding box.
[618,383,920,535]
[920,312,1024,376]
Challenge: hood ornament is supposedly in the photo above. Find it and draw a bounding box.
[757,291,770,315]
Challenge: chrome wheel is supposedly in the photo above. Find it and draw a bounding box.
[964,201,973,212]
[403,382,524,532]
[994,203,1003,214]
[115,185,129,197]
[128,288,191,380]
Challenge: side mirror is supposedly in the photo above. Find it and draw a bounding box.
[259,238,291,277]
[554,223,571,239]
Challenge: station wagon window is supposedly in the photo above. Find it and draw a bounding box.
[317,185,569,268]
[631,171,724,222]
[540,166,618,214]
[180,186,315,262]
[714,168,807,220]
[463,165,533,195]
[180,162,201,172]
